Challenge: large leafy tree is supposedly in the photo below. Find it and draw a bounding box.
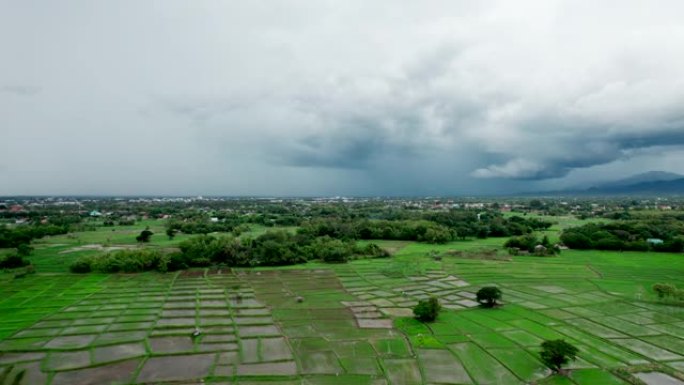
[476,286,502,308]
[540,339,579,373]
[136,229,154,243]
[413,296,441,322]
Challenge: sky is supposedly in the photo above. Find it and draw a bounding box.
[1,0,684,196]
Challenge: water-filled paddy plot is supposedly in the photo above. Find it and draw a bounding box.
[1,247,684,384]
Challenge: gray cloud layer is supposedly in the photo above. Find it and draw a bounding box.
[1,1,683,195]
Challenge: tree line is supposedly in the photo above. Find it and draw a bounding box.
[298,214,552,244]
[70,230,389,273]
[0,225,70,248]
[560,221,684,252]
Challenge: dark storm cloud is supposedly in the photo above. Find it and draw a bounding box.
[473,109,684,180]
[279,95,442,170]
[286,134,381,169]
[1,0,684,195]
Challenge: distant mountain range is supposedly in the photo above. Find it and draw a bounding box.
[595,171,683,188]
[533,171,684,196]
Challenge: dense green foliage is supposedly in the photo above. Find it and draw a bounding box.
[135,229,154,243]
[504,234,558,255]
[653,283,684,301]
[16,244,33,256]
[539,339,579,373]
[68,258,93,273]
[561,221,684,252]
[413,296,441,322]
[476,286,502,308]
[70,249,172,273]
[504,234,542,252]
[299,214,552,244]
[178,231,309,267]
[0,254,30,269]
[178,232,385,267]
[0,225,70,248]
[69,231,388,273]
[301,219,455,243]
[166,219,241,234]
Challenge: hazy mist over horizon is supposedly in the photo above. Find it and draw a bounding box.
[2,1,684,196]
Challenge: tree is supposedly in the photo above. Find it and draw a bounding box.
[232,224,251,237]
[504,234,538,252]
[560,232,593,249]
[420,227,453,244]
[540,339,579,374]
[314,238,352,263]
[413,296,441,322]
[69,257,93,273]
[136,229,154,243]
[476,286,502,308]
[165,228,176,240]
[16,243,33,257]
[0,255,30,269]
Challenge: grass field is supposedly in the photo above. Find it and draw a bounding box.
[1,220,684,384]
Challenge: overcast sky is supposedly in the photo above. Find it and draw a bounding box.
[2,0,684,196]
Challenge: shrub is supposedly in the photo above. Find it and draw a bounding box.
[310,237,353,263]
[13,264,36,278]
[476,286,502,308]
[594,237,624,250]
[0,255,30,269]
[560,232,593,249]
[232,224,251,236]
[166,252,189,271]
[653,237,684,252]
[419,227,453,244]
[362,243,391,258]
[69,257,93,273]
[319,246,350,263]
[676,289,684,301]
[653,283,677,299]
[624,241,649,251]
[413,296,441,322]
[504,234,538,251]
[16,244,33,257]
[540,339,579,373]
[190,257,212,267]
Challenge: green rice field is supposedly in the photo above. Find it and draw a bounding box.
[1,231,684,384]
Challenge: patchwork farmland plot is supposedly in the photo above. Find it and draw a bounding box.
[1,241,684,384]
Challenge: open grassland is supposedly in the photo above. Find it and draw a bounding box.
[1,222,684,384]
